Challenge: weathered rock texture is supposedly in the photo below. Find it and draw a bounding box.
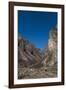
[42,27,57,67]
[18,36,42,68]
[18,26,57,79]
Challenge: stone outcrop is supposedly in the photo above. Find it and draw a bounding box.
[18,36,42,68]
[42,26,57,67]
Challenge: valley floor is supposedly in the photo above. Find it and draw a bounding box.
[18,65,57,79]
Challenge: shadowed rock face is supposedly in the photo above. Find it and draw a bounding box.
[18,26,57,79]
[18,36,42,68]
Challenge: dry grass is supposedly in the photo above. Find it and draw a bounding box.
[18,65,57,79]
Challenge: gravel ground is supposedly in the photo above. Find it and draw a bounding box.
[18,65,57,79]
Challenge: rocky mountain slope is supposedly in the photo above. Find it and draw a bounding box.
[18,26,57,79]
[18,36,42,68]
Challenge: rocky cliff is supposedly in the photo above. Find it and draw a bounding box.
[42,26,57,67]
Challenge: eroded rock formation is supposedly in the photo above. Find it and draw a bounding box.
[42,26,57,66]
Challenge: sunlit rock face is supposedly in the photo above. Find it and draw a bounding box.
[48,27,57,51]
[48,27,57,66]
[48,39,56,51]
[42,27,57,66]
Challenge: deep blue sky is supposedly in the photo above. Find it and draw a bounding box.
[18,10,57,49]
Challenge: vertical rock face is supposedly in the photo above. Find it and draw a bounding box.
[42,27,57,66]
[48,27,57,51]
[48,27,57,66]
